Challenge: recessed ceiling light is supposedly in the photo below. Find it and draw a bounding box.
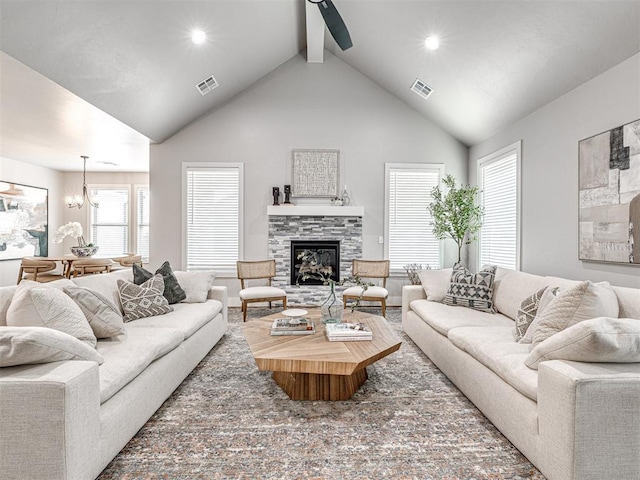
[424,36,439,50]
[191,30,206,44]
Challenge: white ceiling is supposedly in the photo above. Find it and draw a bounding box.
[1,0,639,172]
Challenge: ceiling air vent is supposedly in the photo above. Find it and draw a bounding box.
[196,75,218,96]
[411,78,433,100]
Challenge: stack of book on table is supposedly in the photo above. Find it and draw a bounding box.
[325,322,373,342]
[270,318,316,336]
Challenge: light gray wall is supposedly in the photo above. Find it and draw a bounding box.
[469,53,640,288]
[0,157,65,286]
[150,51,469,303]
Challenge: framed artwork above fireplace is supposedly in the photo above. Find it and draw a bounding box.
[291,149,339,198]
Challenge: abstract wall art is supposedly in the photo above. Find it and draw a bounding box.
[0,181,48,260]
[291,149,339,198]
[579,119,640,264]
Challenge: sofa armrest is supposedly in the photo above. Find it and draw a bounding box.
[538,360,640,480]
[208,285,228,322]
[0,361,100,480]
[402,285,426,323]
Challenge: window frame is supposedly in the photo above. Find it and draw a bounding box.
[384,163,445,274]
[86,184,132,256]
[181,162,244,277]
[476,140,522,271]
[134,184,150,262]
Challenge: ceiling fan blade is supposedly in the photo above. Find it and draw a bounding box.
[314,0,353,51]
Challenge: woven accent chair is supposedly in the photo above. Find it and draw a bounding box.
[342,259,390,317]
[71,258,114,277]
[17,257,64,284]
[237,259,287,322]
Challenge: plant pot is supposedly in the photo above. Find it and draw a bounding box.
[70,245,99,257]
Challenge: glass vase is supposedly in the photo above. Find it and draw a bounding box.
[321,283,343,324]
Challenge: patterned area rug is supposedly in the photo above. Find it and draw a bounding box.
[99,308,544,479]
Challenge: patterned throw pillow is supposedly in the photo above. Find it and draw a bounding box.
[117,275,173,322]
[133,261,186,304]
[514,287,547,341]
[443,263,497,313]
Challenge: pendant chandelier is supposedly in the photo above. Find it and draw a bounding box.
[65,155,99,209]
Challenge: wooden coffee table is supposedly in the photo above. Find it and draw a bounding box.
[240,310,402,401]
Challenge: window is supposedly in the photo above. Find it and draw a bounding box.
[88,184,149,260]
[477,141,521,270]
[384,163,444,272]
[183,163,243,274]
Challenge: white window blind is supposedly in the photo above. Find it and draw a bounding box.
[479,144,520,270]
[185,165,242,273]
[136,186,150,261]
[89,187,129,256]
[385,164,443,271]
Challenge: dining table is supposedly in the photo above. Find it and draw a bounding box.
[34,254,123,278]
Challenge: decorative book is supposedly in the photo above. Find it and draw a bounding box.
[325,322,373,341]
[271,318,315,336]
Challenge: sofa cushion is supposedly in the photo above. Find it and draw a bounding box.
[63,286,125,338]
[519,287,560,344]
[72,269,133,313]
[0,285,17,326]
[6,281,97,348]
[447,326,538,401]
[118,275,173,322]
[613,286,640,319]
[133,261,186,304]
[531,281,619,347]
[126,300,222,339]
[493,268,547,320]
[409,299,513,336]
[514,287,547,342]
[96,326,184,403]
[174,271,216,303]
[526,317,640,369]
[417,268,452,302]
[443,263,497,313]
[0,326,104,367]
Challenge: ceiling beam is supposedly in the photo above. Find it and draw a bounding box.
[306,0,324,63]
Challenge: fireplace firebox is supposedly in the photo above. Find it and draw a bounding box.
[290,240,340,285]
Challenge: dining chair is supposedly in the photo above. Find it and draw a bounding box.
[112,253,143,269]
[342,259,390,317]
[71,258,114,277]
[17,257,65,284]
[237,259,287,322]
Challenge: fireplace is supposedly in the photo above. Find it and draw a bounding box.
[290,240,340,285]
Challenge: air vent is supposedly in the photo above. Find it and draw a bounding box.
[411,78,433,100]
[196,75,218,96]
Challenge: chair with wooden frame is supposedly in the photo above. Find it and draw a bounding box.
[17,257,65,284]
[237,259,287,322]
[342,259,390,317]
[71,258,114,277]
[111,253,143,270]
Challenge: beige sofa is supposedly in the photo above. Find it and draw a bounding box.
[0,269,228,480]
[402,268,640,480]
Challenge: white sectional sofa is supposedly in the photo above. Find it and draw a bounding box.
[402,267,640,480]
[0,269,228,480]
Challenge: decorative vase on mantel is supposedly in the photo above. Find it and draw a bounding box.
[321,282,343,324]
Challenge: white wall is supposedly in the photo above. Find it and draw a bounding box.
[469,53,640,288]
[150,51,469,303]
[0,157,64,286]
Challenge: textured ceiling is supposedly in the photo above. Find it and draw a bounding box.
[1,0,639,171]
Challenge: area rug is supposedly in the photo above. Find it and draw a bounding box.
[98,308,544,479]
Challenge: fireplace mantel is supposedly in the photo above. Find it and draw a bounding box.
[267,205,364,217]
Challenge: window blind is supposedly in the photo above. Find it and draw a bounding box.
[186,166,241,273]
[479,152,518,269]
[386,165,442,271]
[136,186,150,261]
[89,187,129,256]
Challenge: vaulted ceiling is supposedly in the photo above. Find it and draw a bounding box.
[1,0,639,172]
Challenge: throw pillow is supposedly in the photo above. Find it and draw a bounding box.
[6,281,97,348]
[518,286,559,344]
[514,287,547,341]
[526,317,640,369]
[133,261,186,304]
[173,271,216,303]
[63,286,125,338]
[117,274,172,322]
[417,268,453,302]
[0,326,104,367]
[442,263,497,313]
[530,281,620,348]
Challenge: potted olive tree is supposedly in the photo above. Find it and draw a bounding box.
[428,174,483,263]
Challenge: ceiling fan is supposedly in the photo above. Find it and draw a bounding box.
[307,0,353,51]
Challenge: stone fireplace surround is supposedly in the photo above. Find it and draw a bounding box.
[268,206,363,306]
